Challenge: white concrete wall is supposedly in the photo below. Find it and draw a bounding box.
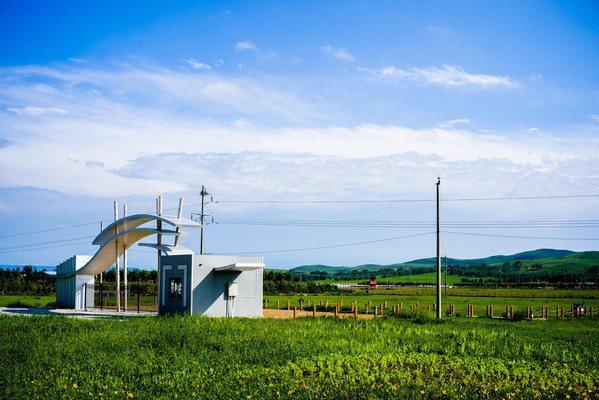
[55,255,92,309]
[159,254,263,317]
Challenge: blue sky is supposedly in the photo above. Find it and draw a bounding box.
[1,1,598,269]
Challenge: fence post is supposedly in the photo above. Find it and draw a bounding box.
[277,300,280,310]
[287,300,290,310]
[294,307,297,319]
[313,302,316,318]
[265,299,268,309]
[100,282,103,311]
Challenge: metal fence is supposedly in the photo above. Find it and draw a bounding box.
[86,283,159,312]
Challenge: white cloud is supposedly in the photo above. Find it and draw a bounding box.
[591,114,599,123]
[230,118,253,128]
[320,44,355,62]
[426,24,452,39]
[6,106,68,115]
[0,61,596,201]
[235,40,257,52]
[185,58,211,70]
[439,118,471,128]
[360,64,514,89]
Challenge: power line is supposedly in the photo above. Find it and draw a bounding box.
[0,235,97,252]
[0,222,100,239]
[0,240,95,254]
[226,231,435,255]
[443,231,599,241]
[214,194,599,204]
[213,217,599,228]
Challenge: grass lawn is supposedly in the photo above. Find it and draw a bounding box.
[0,295,56,308]
[1,313,598,399]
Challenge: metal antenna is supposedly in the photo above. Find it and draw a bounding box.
[200,186,209,255]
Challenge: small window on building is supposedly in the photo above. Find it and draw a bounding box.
[169,278,182,298]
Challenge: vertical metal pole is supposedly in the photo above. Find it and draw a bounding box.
[174,197,183,247]
[100,281,103,310]
[123,205,127,312]
[444,255,448,297]
[156,196,162,304]
[436,178,442,319]
[114,201,120,313]
[200,186,208,255]
[99,221,104,284]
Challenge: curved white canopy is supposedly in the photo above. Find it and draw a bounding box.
[50,228,179,278]
[93,214,201,246]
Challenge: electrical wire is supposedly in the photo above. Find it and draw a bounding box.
[213,217,599,229]
[443,231,599,241]
[0,222,101,239]
[0,235,97,252]
[226,231,435,255]
[214,193,599,204]
[0,240,95,254]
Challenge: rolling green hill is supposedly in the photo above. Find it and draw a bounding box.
[507,251,599,275]
[288,249,597,276]
[289,265,350,273]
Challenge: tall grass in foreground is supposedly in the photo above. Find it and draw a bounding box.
[0,315,597,399]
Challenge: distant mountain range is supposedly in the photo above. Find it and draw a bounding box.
[288,249,581,273]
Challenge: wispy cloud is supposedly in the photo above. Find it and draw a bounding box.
[230,118,253,128]
[320,44,355,62]
[360,64,514,89]
[6,106,68,115]
[235,40,257,52]
[426,23,452,39]
[185,58,211,70]
[439,118,471,128]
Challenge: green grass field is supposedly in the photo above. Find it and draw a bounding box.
[265,292,599,319]
[1,313,598,399]
[316,272,470,285]
[0,295,56,308]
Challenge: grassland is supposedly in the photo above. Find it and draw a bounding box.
[316,272,476,285]
[0,294,56,308]
[265,291,599,319]
[1,313,598,400]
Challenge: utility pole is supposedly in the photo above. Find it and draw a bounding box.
[444,255,448,297]
[114,201,120,313]
[200,186,209,255]
[436,178,441,319]
[156,196,162,304]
